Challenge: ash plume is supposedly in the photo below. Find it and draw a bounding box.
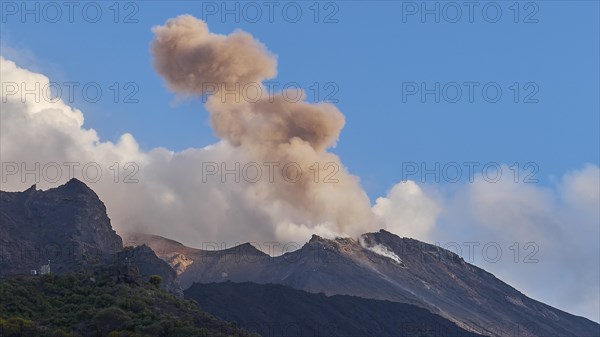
[152,15,376,238]
[151,15,277,94]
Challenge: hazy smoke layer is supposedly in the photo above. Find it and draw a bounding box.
[151,15,376,238]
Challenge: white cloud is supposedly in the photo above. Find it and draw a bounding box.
[372,180,441,241]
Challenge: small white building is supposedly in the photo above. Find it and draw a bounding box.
[40,263,50,275]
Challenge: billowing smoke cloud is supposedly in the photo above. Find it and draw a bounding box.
[373,181,441,240]
[151,15,376,238]
[151,15,277,95]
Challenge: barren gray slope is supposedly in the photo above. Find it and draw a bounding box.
[129,230,600,337]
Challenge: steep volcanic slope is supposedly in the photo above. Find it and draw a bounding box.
[130,231,600,337]
[0,179,123,275]
[357,231,600,337]
[185,281,486,337]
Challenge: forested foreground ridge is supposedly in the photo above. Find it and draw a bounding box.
[0,265,258,337]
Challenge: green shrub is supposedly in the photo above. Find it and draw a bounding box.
[148,275,162,289]
[92,307,132,336]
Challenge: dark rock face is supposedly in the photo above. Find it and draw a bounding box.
[146,230,599,337]
[116,244,182,296]
[185,281,486,337]
[0,179,123,275]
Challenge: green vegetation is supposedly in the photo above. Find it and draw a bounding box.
[0,269,259,337]
[148,275,162,289]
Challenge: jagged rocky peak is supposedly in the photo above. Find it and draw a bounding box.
[302,229,469,270]
[333,236,357,245]
[63,177,94,191]
[0,179,123,276]
[304,230,466,264]
[361,229,404,243]
[218,242,268,258]
[302,234,365,259]
[360,229,467,266]
[306,234,338,251]
[308,234,352,246]
[236,242,266,254]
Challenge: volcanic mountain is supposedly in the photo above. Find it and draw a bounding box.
[127,232,600,337]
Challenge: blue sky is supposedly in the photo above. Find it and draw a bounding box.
[2,1,598,200]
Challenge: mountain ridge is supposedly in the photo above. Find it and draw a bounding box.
[127,230,600,337]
